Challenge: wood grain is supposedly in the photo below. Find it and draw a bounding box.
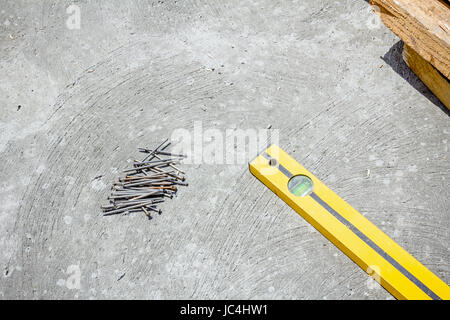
[370,0,450,79]
[403,43,450,110]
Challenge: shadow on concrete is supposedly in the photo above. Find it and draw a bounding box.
[381,41,449,116]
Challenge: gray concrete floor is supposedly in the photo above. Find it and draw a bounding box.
[0,0,449,300]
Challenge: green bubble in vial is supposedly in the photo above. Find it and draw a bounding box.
[287,175,314,197]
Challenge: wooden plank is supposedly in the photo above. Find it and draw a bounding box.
[370,0,450,79]
[403,43,450,110]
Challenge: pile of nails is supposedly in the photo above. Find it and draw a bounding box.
[101,139,187,218]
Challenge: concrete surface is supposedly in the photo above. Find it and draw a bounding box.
[0,0,449,300]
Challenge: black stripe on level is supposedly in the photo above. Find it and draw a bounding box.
[261,152,441,300]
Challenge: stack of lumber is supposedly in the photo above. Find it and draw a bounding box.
[370,0,450,109]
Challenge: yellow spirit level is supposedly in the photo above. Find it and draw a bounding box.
[249,144,450,300]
